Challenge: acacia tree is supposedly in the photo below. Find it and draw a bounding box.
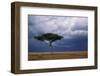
[34,33,63,47]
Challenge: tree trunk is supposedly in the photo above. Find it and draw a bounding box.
[49,41,52,47]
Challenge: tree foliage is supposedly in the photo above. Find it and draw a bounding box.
[34,33,63,47]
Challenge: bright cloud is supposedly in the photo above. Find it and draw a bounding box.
[28,15,88,39]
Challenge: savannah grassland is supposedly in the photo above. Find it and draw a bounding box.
[28,51,87,60]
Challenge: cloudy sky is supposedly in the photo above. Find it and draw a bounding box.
[28,15,88,52]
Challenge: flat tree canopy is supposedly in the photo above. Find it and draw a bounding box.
[34,33,63,47]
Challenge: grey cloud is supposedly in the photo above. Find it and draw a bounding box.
[28,15,88,39]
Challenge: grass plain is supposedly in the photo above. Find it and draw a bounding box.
[28,51,87,60]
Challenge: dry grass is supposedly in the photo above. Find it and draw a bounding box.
[28,51,87,60]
